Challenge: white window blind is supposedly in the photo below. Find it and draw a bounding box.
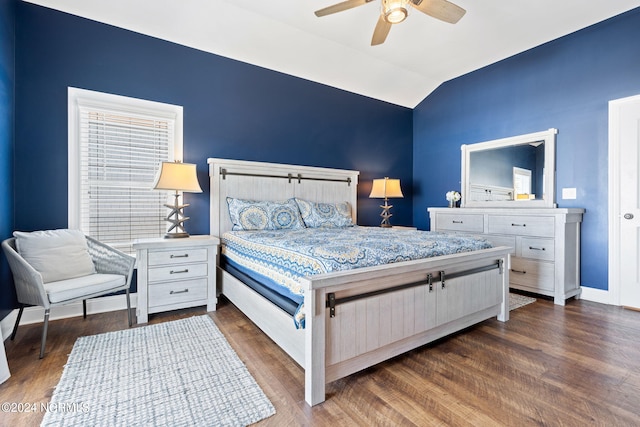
[69,88,183,254]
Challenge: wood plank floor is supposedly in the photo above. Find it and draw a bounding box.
[1,295,639,426]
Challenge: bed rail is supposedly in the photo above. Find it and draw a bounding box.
[219,167,352,186]
[326,259,504,317]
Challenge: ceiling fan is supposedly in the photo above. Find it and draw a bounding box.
[314,0,466,46]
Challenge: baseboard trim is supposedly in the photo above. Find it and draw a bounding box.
[579,286,612,305]
[1,293,138,341]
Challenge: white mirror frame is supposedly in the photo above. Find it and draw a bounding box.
[461,128,557,208]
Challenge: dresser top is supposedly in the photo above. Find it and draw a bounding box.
[427,207,585,215]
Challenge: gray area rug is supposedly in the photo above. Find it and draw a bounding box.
[509,292,536,311]
[42,315,275,427]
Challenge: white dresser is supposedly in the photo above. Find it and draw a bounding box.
[428,207,584,305]
[133,235,220,323]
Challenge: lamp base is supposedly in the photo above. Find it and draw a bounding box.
[164,232,189,239]
[164,192,191,238]
[379,199,393,227]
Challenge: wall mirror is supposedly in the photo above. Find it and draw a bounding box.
[461,128,557,208]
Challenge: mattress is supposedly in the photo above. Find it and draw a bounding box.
[221,256,301,317]
[221,226,493,328]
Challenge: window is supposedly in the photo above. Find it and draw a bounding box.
[68,88,183,253]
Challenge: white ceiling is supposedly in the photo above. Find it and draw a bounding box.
[24,0,639,108]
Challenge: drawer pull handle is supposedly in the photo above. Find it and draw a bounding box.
[511,269,526,274]
[452,220,463,224]
[170,254,189,258]
[529,246,545,251]
[511,223,526,227]
[170,289,189,295]
[170,269,189,274]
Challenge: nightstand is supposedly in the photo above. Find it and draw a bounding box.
[133,235,220,324]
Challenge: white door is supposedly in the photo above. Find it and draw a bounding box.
[609,94,640,309]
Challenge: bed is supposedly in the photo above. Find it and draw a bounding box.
[208,158,511,406]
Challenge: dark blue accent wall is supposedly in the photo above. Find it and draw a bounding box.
[0,0,15,320]
[13,4,412,231]
[413,8,640,291]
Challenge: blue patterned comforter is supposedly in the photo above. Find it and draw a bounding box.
[222,226,492,328]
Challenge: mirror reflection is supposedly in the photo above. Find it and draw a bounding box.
[469,142,545,201]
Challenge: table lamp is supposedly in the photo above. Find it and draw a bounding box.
[153,161,202,238]
[369,177,403,227]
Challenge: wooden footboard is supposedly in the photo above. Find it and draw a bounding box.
[300,247,510,406]
[220,246,510,406]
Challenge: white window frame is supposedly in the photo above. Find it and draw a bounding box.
[68,87,183,252]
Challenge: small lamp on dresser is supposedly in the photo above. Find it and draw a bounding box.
[369,177,404,227]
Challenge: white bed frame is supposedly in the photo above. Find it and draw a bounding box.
[208,158,511,406]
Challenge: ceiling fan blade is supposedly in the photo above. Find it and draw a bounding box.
[315,0,372,17]
[410,0,466,24]
[371,15,392,46]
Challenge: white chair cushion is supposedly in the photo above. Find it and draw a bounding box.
[14,229,97,283]
[44,274,126,304]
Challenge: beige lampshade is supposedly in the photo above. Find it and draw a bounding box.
[369,177,403,199]
[153,161,203,193]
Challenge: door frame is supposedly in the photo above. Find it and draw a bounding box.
[608,93,640,306]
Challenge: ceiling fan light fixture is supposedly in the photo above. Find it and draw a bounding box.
[382,0,409,24]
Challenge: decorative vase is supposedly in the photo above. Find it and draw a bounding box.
[448,200,455,208]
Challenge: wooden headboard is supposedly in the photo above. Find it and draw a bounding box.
[208,158,360,236]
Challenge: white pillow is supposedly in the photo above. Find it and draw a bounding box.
[14,229,97,283]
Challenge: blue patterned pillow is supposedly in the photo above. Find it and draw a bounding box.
[226,197,305,231]
[294,198,354,228]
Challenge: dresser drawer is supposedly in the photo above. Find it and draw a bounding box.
[488,215,554,237]
[435,213,484,233]
[148,248,208,266]
[509,258,554,292]
[519,237,555,261]
[484,235,516,255]
[148,278,208,309]
[148,262,208,282]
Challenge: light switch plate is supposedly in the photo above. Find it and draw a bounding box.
[562,187,577,199]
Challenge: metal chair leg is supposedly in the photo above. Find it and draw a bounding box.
[83,300,87,319]
[10,305,24,340]
[39,309,50,359]
[126,289,132,327]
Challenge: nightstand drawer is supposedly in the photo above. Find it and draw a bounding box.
[488,215,554,237]
[148,262,208,282]
[148,248,208,266]
[435,213,484,233]
[148,278,208,309]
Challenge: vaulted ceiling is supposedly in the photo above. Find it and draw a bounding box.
[24,0,640,108]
